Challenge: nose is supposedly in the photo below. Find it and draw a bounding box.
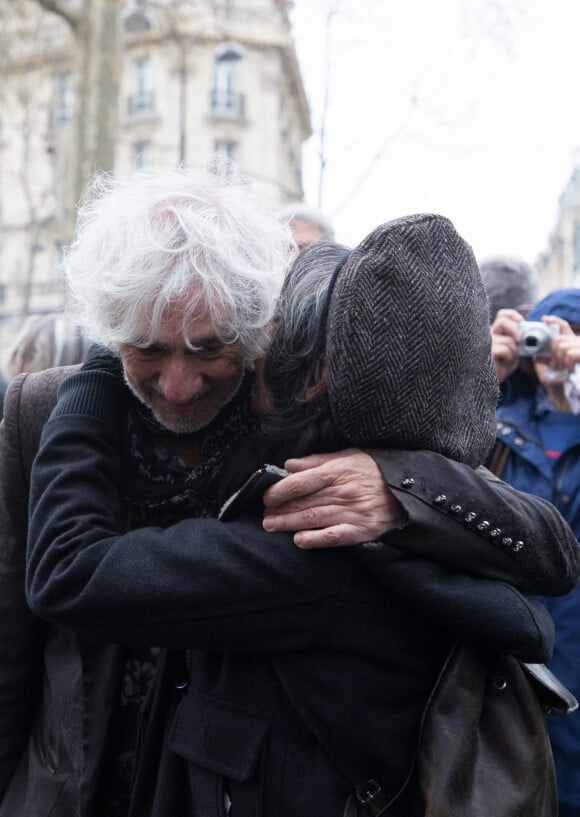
[157,357,204,404]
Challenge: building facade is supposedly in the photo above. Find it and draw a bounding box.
[537,163,580,293]
[0,0,311,354]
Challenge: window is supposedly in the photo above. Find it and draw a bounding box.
[213,139,237,175]
[52,73,74,126]
[211,43,245,118]
[123,7,153,33]
[134,141,152,169]
[573,222,580,273]
[128,57,154,116]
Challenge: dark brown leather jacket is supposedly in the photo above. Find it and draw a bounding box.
[0,366,123,817]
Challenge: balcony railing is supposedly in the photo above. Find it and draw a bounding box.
[127,91,155,117]
[210,89,245,118]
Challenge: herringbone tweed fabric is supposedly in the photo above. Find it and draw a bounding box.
[326,213,499,468]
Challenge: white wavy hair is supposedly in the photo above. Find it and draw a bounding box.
[61,167,295,361]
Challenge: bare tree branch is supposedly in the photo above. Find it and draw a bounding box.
[34,0,80,30]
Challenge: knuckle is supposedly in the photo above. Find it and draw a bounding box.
[322,527,342,545]
[303,507,321,526]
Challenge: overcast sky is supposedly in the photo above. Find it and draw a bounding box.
[290,0,580,266]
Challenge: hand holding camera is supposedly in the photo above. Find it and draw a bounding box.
[491,310,580,385]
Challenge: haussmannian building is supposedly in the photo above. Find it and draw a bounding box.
[537,162,580,293]
[0,0,311,352]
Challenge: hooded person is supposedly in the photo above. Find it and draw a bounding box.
[490,287,580,817]
[26,217,576,816]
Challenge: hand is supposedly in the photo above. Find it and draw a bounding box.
[543,316,580,372]
[490,308,524,382]
[262,448,405,548]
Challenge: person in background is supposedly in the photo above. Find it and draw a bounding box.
[2,312,91,380]
[279,202,335,248]
[491,289,580,817]
[0,312,90,422]
[479,254,538,323]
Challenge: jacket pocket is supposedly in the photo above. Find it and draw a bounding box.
[169,687,271,816]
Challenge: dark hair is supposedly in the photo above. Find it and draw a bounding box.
[261,241,350,457]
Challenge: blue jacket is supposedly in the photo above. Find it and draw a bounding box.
[497,389,580,811]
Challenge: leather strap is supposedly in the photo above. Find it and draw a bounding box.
[271,657,392,816]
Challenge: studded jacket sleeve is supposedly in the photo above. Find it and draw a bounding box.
[364,448,580,596]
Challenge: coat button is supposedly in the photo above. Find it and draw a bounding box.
[401,477,415,488]
[514,437,524,446]
[501,427,512,436]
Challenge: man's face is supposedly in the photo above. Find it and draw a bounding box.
[120,305,246,435]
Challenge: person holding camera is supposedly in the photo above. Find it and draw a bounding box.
[491,288,580,817]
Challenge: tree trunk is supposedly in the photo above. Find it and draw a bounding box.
[65,0,121,236]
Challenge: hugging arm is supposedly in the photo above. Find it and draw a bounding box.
[263,448,580,596]
[26,370,552,664]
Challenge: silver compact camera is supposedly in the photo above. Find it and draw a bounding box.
[517,321,559,357]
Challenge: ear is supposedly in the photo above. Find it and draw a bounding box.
[303,363,327,402]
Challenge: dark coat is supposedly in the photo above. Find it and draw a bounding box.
[22,370,578,816]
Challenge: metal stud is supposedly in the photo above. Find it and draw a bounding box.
[450,504,462,514]
[489,528,502,538]
[434,494,446,505]
[477,520,490,531]
[513,541,525,552]
[502,537,513,547]
[464,512,477,523]
[401,477,415,488]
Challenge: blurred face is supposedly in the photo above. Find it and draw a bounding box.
[120,303,245,434]
[290,218,324,248]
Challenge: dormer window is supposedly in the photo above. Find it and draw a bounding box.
[211,42,245,118]
[128,57,154,116]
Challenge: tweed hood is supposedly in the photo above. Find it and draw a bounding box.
[326,213,499,468]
